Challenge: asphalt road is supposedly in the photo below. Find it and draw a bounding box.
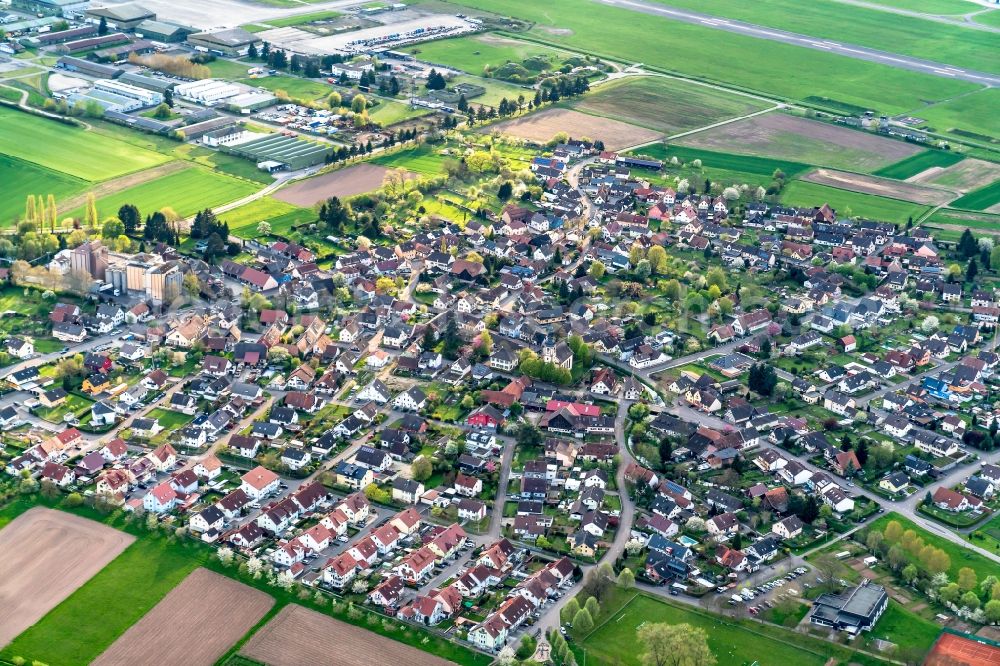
[598,0,1000,86]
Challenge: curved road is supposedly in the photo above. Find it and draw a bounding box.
[597,0,1000,86]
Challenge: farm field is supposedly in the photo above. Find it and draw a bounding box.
[1,524,200,666]
[65,166,258,221]
[948,179,1000,211]
[676,113,923,172]
[779,181,931,223]
[92,569,273,666]
[801,168,957,205]
[0,107,170,181]
[239,604,457,666]
[274,163,412,205]
[579,593,834,666]
[912,88,1000,143]
[371,143,450,176]
[488,108,661,150]
[642,0,1000,75]
[0,508,134,649]
[920,158,1000,192]
[872,150,965,180]
[444,0,980,117]
[629,143,811,177]
[867,513,997,580]
[403,32,572,74]
[570,75,771,136]
[0,154,87,226]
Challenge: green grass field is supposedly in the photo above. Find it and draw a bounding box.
[867,513,998,580]
[973,8,1000,28]
[207,58,256,79]
[240,75,334,103]
[868,602,941,657]
[0,107,170,181]
[914,88,1000,143]
[643,0,999,75]
[147,407,195,430]
[450,74,534,106]
[873,150,966,179]
[0,154,88,226]
[266,9,342,27]
[223,196,312,231]
[780,180,930,223]
[445,0,979,117]
[948,179,1000,211]
[632,143,811,177]
[372,143,449,176]
[1,534,201,665]
[66,167,257,221]
[403,33,570,74]
[870,0,983,14]
[571,76,770,136]
[368,98,432,126]
[581,594,843,666]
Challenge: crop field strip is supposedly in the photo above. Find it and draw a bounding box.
[442,0,980,119]
[949,180,1000,212]
[0,153,88,225]
[569,75,771,136]
[627,143,811,178]
[872,150,965,180]
[484,108,662,150]
[779,180,932,224]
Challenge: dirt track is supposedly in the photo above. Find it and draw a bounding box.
[803,168,957,205]
[240,604,457,666]
[92,568,273,666]
[274,164,408,206]
[487,108,661,150]
[0,507,134,648]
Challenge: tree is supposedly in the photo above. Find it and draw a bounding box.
[866,530,884,552]
[411,455,433,482]
[426,69,446,90]
[98,16,108,35]
[572,608,593,634]
[584,595,601,619]
[351,94,367,113]
[637,623,715,666]
[118,204,140,235]
[497,181,513,200]
[958,228,979,259]
[617,567,636,589]
[958,567,977,593]
[985,599,1000,623]
[85,192,98,229]
[967,257,979,282]
[589,260,605,279]
[101,217,124,239]
[561,597,580,624]
[748,363,778,396]
[257,221,271,236]
[902,563,919,584]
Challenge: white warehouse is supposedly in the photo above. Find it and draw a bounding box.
[173,79,243,106]
[93,79,163,107]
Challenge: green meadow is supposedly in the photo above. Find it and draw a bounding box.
[0,106,170,181]
[873,150,965,180]
[0,154,87,225]
[780,180,931,223]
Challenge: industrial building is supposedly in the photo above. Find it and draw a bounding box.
[68,89,142,113]
[94,78,163,106]
[23,24,98,47]
[134,19,194,43]
[12,0,91,17]
[118,71,176,95]
[56,55,122,78]
[174,79,244,105]
[187,28,259,56]
[809,581,888,634]
[201,127,252,148]
[84,3,155,30]
[221,133,334,172]
[106,254,183,302]
[71,240,108,281]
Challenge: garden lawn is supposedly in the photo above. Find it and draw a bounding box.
[873,150,965,180]
[867,512,997,580]
[35,393,94,424]
[65,166,257,221]
[445,0,979,115]
[780,180,930,223]
[642,0,1000,75]
[949,179,1000,211]
[147,408,195,431]
[0,106,169,181]
[0,154,87,226]
[1,535,201,666]
[867,601,941,657]
[581,593,848,666]
[572,75,770,136]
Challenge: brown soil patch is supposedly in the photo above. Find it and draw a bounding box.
[274,164,411,206]
[920,158,1000,193]
[486,108,661,150]
[92,568,273,666]
[240,604,457,666]
[0,507,134,647]
[677,113,921,171]
[803,168,957,205]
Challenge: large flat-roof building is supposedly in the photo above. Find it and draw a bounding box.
[12,0,91,17]
[85,3,155,30]
[134,19,194,43]
[57,55,122,78]
[118,72,176,95]
[187,28,259,57]
[809,581,888,634]
[94,78,162,106]
[221,133,334,172]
